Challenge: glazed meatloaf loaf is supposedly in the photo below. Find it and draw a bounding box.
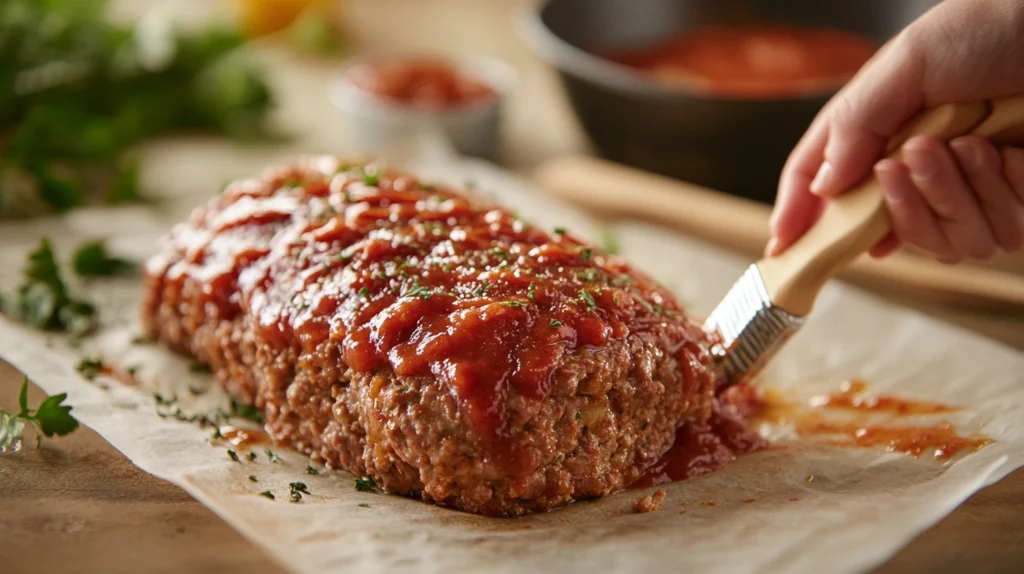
[141,156,725,516]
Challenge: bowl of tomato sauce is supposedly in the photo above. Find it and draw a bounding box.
[330,54,516,161]
[517,0,941,203]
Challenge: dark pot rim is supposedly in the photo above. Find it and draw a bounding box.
[513,0,847,103]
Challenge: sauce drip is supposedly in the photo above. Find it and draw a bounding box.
[757,380,990,461]
[634,383,768,487]
[219,425,271,447]
[808,378,956,415]
[602,24,877,98]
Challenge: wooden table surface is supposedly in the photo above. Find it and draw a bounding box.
[3,1,1023,573]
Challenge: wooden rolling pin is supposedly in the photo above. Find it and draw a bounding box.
[534,156,1024,311]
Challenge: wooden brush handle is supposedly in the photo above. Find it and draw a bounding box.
[759,96,1024,316]
[534,152,1024,310]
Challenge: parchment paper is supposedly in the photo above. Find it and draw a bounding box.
[2,46,1024,574]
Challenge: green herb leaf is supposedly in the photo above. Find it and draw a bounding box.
[230,399,264,425]
[72,240,136,277]
[579,247,592,261]
[189,361,211,374]
[550,320,562,328]
[76,357,105,380]
[578,289,598,311]
[306,465,320,475]
[227,449,240,462]
[259,491,275,500]
[248,474,258,482]
[354,476,377,492]
[29,388,80,439]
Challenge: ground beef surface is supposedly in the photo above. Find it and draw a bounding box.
[141,156,728,516]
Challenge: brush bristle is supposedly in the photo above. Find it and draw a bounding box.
[704,264,805,382]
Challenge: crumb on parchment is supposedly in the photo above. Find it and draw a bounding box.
[632,490,667,513]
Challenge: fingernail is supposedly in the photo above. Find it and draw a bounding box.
[809,162,833,196]
[904,145,939,180]
[765,237,781,257]
[950,138,983,166]
[875,161,905,204]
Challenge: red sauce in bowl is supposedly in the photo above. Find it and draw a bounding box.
[602,24,877,99]
[344,58,496,108]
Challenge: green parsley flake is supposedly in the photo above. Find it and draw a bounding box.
[404,284,432,300]
[72,240,137,278]
[358,503,371,508]
[579,247,592,261]
[553,227,566,235]
[306,465,320,475]
[578,289,598,311]
[550,320,562,328]
[354,476,377,492]
[358,287,370,298]
[248,475,258,482]
[259,491,275,500]
[499,301,525,308]
[75,357,104,381]
[246,451,258,461]
[227,449,240,462]
[362,166,381,186]
[189,361,211,374]
[575,411,582,421]
[527,282,537,301]
[265,448,281,463]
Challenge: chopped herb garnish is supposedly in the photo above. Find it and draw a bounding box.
[211,427,224,440]
[357,503,371,508]
[306,465,320,475]
[553,227,566,235]
[574,411,582,421]
[248,474,258,482]
[227,449,240,462]
[471,282,492,297]
[71,240,136,278]
[265,448,281,463]
[553,454,564,464]
[259,491,275,500]
[578,289,598,311]
[490,247,507,258]
[288,481,310,502]
[230,399,264,425]
[362,166,381,186]
[0,378,80,449]
[354,476,377,492]
[399,385,411,393]
[11,238,97,337]
[498,301,525,308]
[188,361,211,374]
[420,183,437,191]
[246,451,258,461]
[403,284,432,300]
[577,269,599,282]
[527,282,537,301]
[358,286,369,298]
[153,393,176,407]
[75,357,104,381]
[579,247,592,261]
[550,320,562,328]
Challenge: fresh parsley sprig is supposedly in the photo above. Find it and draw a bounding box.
[0,378,80,449]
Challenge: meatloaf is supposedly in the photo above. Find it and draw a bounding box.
[141,156,725,516]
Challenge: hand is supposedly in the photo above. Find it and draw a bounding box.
[767,0,1024,263]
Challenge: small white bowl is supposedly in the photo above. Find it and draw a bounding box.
[329,53,517,161]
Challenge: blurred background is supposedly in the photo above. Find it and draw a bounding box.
[1,0,1021,331]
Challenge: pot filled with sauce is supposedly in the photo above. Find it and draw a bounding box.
[517,0,942,203]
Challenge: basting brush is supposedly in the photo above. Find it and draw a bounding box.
[705,95,1024,383]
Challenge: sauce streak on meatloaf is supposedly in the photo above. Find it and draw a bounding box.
[141,157,748,516]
